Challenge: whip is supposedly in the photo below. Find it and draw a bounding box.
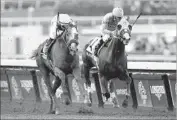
[132,12,142,26]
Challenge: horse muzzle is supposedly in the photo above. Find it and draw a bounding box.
[123,33,130,45]
[123,39,130,45]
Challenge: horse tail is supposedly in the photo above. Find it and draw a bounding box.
[29,49,38,60]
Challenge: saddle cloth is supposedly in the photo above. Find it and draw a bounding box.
[86,37,101,55]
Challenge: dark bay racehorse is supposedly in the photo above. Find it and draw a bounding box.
[82,17,133,108]
[31,21,90,114]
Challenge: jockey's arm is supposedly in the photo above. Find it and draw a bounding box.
[100,24,113,36]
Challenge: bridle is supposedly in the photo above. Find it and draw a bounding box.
[57,21,78,43]
[56,22,79,55]
[114,22,132,43]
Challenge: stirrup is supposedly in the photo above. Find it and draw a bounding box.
[42,53,48,59]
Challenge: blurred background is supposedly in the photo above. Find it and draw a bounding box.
[1,0,176,59]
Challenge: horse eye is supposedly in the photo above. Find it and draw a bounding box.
[117,24,122,30]
[128,25,132,31]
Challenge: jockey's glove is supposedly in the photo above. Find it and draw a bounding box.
[110,31,115,37]
[57,24,65,30]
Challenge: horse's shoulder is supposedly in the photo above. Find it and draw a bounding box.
[71,54,80,67]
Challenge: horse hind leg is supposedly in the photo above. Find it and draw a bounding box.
[43,73,55,114]
[82,63,92,106]
[36,57,56,113]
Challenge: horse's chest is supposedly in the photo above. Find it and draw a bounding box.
[65,55,74,63]
[60,61,74,74]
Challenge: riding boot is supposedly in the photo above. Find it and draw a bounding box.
[43,38,53,59]
[94,39,104,57]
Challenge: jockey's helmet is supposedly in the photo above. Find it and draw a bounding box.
[112,7,124,18]
[58,14,72,24]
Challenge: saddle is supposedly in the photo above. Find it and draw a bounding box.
[86,37,102,56]
[86,36,111,57]
[42,39,56,57]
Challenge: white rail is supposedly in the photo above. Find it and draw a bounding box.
[1,15,176,24]
[1,54,176,62]
[1,59,176,71]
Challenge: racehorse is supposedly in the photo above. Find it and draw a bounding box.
[30,20,90,114]
[82,17,133,108]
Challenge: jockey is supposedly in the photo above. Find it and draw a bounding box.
[43,13,73,59]
[94,7,124,56]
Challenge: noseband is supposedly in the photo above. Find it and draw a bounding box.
[115,29,131,42]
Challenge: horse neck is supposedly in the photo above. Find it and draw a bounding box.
[110,37,124,54]
[51,37,69,61]
[106,37,125,63]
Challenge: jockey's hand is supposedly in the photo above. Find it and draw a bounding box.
[109,31,114,37]
[57,24,65,30]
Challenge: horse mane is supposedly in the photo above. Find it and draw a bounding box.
[30,39,48,59]
[30,29,68,60]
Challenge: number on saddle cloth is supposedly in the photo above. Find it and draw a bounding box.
[86,37,101,55]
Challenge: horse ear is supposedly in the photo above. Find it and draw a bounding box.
[125,16,130,21]
[75,21,78,25]
[128,25,132,31]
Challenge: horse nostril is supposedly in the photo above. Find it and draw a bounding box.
[124,33,130,40]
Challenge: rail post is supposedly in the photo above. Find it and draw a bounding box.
[162,74,174,111]
[129,73,138,109]
[92,72,104,107]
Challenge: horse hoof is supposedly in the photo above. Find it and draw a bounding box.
[122,100,128,108]
[87,102,92,107]
[103,93,110,100]
[132,104,137,110]
[113,102,120,108]
[112,97,119,108]
[65,101,70,105]
[48,110,55,114]
[65,98,71,105]
[55,108,60,115]
[113,104,120,108]
[98,103,104,108]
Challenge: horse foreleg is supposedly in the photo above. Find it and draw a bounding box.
[53,67,69,114]
[64,77,72,105]
[122,72,132,108]
[52,77,62,96]
[54,67,71,106]
[109,79,120,108]
[99,73,110,102]
[51,76,63,114]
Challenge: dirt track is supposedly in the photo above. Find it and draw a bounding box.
[1,100,176,120]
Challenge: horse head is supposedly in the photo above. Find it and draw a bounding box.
[115,16,132,45]
[58,20,79,55]
[101,17,132,64]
